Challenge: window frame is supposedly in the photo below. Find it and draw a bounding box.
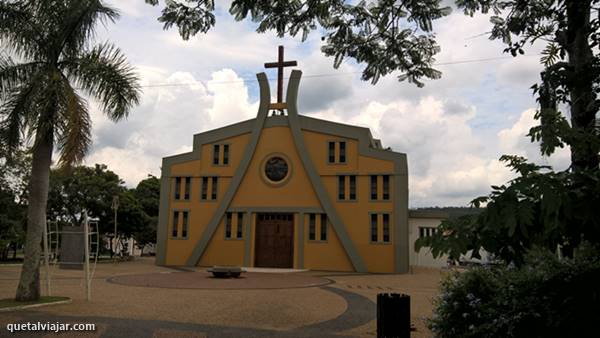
[174,177,181,200]
[225,212,232,239]
[369,212,392,244]
[320,214,328,241]
[308,214,316,241]
[236,212,243,239]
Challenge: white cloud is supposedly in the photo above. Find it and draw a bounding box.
[498,108,570,170]
[79,2,555,207]
[85,67,257,186]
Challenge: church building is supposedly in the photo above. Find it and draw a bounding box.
[156,47,444,273]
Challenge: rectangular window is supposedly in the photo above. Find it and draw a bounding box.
[211,177,218,200]
[223,144,229,165]
[225,212,232,239]
[236,213,243,239]
[370,175,378,200]
[174,177,181,200]
[328,142,335,163]
[339,141,346,163]
[320,214,327,241]
[370,214,378,242]
[201,177,208,200]
[172,211,179,237]
[382,175,390,200]
[309,214,316,241]
[419,227,436,238]
[213,144,220,165]
[382,213,390,243]
[349,175,356,200]
[184,177,191,200]
[338,175,346,200]
[181,211,189,238]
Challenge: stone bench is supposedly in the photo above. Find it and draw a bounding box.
[207,266,245,278]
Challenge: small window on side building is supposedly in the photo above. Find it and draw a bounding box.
[309,214,316,241]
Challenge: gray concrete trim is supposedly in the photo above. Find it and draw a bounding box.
[227,206,324,213]
[409,210,450,219]
[286,70,367,273]
[185,72,271,266]
[296,212,304,268]
[243,211,252,266]
[264,115,289,127]
[157,71,409,272]
[155,158,172,265]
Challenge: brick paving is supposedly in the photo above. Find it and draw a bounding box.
[107,271,332,289]
[0,258,443,337]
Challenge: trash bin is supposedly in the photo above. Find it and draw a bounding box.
[377,293,410,338]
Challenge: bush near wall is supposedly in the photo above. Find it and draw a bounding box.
[428,246,600,338]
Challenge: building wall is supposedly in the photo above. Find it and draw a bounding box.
[162,123,404,272]
[303,131,396,273]
[408,217,448,268]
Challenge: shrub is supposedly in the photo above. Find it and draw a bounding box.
[428,245,600,338]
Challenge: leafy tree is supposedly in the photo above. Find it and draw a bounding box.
[415,1,600,265]
[0,1,140,301]
[132,175,159,254]
[47,165,154,257]
[148,0,600,264]
[0,146,30,261]
[48,164,123,227]
[145,0,452,86]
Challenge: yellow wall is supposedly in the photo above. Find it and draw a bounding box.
[231,126,320,207]
[164,124,400,273]
[301,214,354,271]
[199,213,245,267]
[303,130,396,273]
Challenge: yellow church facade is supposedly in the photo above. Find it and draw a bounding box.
[156,68,409,273]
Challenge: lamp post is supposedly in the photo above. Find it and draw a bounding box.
[111,195,119,259]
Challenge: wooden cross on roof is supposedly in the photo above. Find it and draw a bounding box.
[265,45,297,111]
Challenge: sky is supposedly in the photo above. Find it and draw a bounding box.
[83,0,570,208]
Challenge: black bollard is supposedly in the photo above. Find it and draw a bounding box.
[377,293,410,338]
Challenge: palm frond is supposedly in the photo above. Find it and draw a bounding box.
[62,42,140,121]
[58,0,119,59]
[0,82,41,156]
[55,75,91,167]
[0,1,45,61]
[0,55,44,98]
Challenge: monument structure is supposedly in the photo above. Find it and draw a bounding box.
[156,47,446,273]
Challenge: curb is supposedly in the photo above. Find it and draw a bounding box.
[0,299,72,312]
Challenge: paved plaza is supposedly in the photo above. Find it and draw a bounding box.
[0,258,443,337]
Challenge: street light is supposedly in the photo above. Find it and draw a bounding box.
[111,195,119,259]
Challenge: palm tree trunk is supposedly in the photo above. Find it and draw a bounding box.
[566,0,600,171]
[15,129,53,301]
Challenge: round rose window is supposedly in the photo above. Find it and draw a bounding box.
[264,156,288,182]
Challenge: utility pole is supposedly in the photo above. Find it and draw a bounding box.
[84,211,91,301]
[111,195,119,259]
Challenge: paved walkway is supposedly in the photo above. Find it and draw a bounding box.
[0,258,443,337]
[107,271,332,289]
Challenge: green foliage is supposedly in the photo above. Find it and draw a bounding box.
[416,155,600,265]
[429,246,600,338]
[132,175,159,250]
[0,146,29,260]
[0,0,141,166]
[47,165,158,245]
[145,0,451,86]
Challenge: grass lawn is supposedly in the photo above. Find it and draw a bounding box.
[0,296,70,309]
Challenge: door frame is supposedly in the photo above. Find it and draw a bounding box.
[254,212,295,268]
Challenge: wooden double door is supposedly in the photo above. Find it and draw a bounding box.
[254,213,294,268]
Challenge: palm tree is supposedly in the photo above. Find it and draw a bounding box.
[0,0,140,301]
